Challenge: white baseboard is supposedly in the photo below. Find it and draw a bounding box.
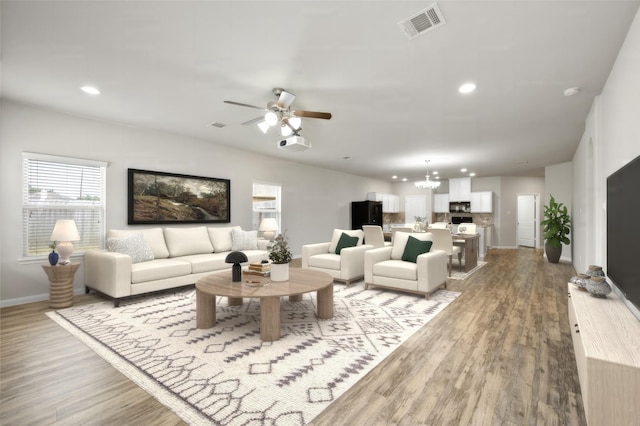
[1,287,86,308]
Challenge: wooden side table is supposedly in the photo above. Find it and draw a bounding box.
[42,263,80,308]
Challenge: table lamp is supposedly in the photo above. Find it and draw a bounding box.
[225,251,248,282]
[50,219,80,265]
[259,218,278,241]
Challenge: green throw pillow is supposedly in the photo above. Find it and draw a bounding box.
[335,232,359,254]
[401,236,433,263]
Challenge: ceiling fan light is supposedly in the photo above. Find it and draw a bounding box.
[265,111,278,126]
[278,90,296,108]
[257,121,270,134]
[289,116,302,129]
[280,124,292,137]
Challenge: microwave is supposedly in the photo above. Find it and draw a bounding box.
[449,201,470,213]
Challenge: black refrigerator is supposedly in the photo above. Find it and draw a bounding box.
[351,201,383,230]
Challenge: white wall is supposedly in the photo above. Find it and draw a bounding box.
[572,8,640,316]
[0,100,392,306]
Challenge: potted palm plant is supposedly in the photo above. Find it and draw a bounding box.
[268,231,293,281]
[541,195,571,263]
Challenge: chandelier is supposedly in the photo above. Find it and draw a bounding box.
[415,160,441,189]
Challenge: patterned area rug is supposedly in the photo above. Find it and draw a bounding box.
[449,261,487,280]
[47,282,459,425]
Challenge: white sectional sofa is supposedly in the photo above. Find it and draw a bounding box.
[84,226,268,306]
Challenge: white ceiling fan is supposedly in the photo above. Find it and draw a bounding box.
[224,88,332,137]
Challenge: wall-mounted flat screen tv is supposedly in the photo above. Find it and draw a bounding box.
[607,154,640,317]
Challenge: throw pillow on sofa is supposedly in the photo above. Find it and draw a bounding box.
[231,229,258,251]
[106,233,155,263]
[328,229,364,253]
[401,236,433,263]
[335,232,359,254]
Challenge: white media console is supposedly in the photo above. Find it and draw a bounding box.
[567,284,640,425]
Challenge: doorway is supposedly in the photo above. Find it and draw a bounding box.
[517,194,539,248]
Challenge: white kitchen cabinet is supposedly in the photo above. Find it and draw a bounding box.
[449,177,471,202]
[367,192,399,213]
[433,193,449,213]
[470,191,493,213]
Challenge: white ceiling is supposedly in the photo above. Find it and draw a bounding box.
[3,1,639,182]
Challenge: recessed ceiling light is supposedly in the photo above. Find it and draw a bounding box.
[432,171,438,175]
[402,178,407,182]
[469,172,476,177]
[392,175,397,179]
[563,87,581,97]
[81,86,100,95]
[458,83,476,94]
[461,168,467,172]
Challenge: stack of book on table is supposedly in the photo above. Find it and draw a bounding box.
[244,262,271,277]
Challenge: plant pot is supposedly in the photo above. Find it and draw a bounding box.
[48,251,59,266]
[270,263,289,282]
[544,243,562,263]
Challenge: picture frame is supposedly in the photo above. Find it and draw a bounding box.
[128,169,230,224]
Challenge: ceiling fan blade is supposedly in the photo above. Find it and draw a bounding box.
[292,110,332,120]
[224,100,265,110]
[277,90,296,109]
[241,116,265,126]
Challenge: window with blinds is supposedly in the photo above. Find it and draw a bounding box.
[22,152,107,257]
[252,182,281,236]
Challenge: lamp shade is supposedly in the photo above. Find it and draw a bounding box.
[50,219,80,241]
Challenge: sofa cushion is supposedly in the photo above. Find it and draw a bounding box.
[179,253,230,274]
[231,229,258,251]
[328,229,364,254]
[401,236,433,263]
[130,258,192,284]
[164,227,213,257]
[106,233,155,264]
[307,253,341,271]
[391,232,433,260]
[335,232,359,254]
[373,259,418,281]
[107,227,169,259]
[208,226,242,252]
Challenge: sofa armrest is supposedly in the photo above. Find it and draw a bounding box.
[257,239,270,250]
[338,244,373,281]
[301,242,331,268]
[416,250,448,293]
[364,246,393,282]
[84,249,133,299]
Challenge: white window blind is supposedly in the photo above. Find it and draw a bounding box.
[22,152,107,257]
[252,183,281,235]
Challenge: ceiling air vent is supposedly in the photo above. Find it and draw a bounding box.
[398,3,446,40]
[209,122,227,128]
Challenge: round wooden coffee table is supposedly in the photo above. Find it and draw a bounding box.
[196,268,334,341]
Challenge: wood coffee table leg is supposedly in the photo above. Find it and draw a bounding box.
[196,288,216,328]
[260,296,281,341]
[316,284,334,319]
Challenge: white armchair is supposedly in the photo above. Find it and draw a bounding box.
[302,229,372,285]
[364,231,448,299]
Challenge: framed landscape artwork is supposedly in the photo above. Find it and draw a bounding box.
[128,169,230,224]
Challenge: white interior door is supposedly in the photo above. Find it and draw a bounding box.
[517,194,537,247]
[405,195,427,225]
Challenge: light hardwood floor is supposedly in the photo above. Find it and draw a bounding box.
[1,248,585,425]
